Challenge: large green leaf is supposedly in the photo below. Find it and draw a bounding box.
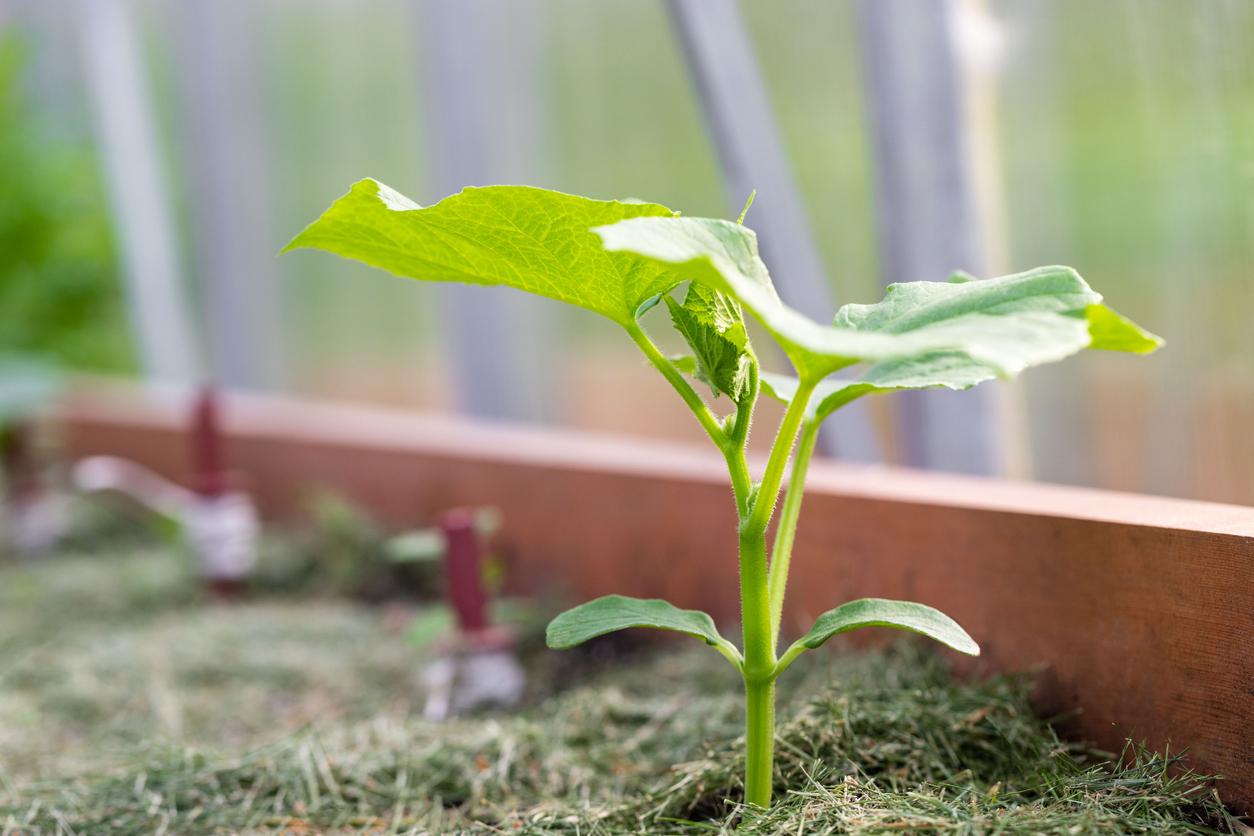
[596,216,919,378]
[596,216,1159,381]
[777,598,978,674]
[283,179,686,327]
[829,268,1161,371]
[546,594,741,666]
[755,270,1161,421]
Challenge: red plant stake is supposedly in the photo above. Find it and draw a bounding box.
[183,386,258,597]
[1,422,40,505]
[423,507,524,720]
[190,386,229,499]
[440,507,489,634]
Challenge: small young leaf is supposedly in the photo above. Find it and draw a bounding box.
[665,284,753,400]
[777,598,978,674]
[680,282,749,348]
[546,594,741,666]
[283,180,686,327]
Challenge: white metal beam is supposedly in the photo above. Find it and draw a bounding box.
[417,0,554,424]
[855,0,1002,475]
[172,0,282,390]
[76,0,200,385]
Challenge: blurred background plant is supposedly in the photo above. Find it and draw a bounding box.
[253,490,443,600]
[0,37,132,374]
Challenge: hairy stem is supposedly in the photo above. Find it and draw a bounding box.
[767,418,820,647]
[738,532,774,675]
[738,530,775,806]
[742,378,816,538]
[743,678,776,807]
[725,366,758,518]
[626,323,724,445]
[626,322,758,517]
[727,446,753,520]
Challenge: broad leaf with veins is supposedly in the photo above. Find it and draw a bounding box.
[595,216,1160,381]
[752,270,1162,421]
[283,179,686,327]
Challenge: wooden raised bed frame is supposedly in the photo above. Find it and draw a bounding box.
[54,384,1254,814]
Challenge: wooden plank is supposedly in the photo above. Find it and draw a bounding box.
[55,385,1254,813]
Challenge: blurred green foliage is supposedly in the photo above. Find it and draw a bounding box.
[0,38,133,373]
[252,491,442,600]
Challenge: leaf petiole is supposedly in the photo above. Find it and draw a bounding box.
[625,322,725,447]
[742,377,817,538]
[767,417,821,646]
[626,322,758,519]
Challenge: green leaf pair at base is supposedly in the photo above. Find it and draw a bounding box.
[545,594,978,679]
[545,594,744,669]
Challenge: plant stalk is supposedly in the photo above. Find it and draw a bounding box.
[738,531,775,807]
[742,379,816,538]
[743,677,776,807]
[625,324,724,446]
[625,323,755,515]
[767,419,820,646]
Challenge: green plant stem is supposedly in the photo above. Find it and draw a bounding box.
[626,324,723,444]
[725,367,758,518]
[729,363,758,447]
[743,677,775,807]
[767,418,820,646]
[738,530,776,807]
[742,378,816,538]
[628,324,792,809]
[627,322,755,516]
[739,532,774,676]
[727,445,753,520]
[737,379,817,807]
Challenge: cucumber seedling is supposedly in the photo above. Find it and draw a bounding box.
[285,180,1160,808]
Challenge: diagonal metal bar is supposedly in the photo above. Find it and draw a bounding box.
[418,0,554,424]
[855,0,1002,475]
[172,0,283,390]
[666,0,881,463]
[76,0,200,385]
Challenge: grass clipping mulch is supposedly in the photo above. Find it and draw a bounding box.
[1,645,1238,835]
